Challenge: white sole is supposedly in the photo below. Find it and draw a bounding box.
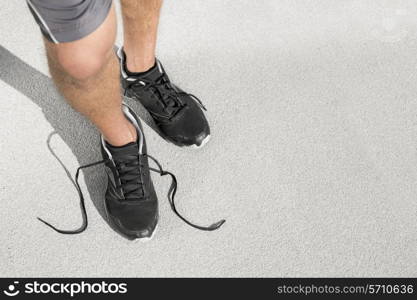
[191,134,211,149]
[132,224,158,243]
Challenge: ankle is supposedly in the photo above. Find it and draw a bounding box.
[104,118,138,147]
[123,48,155,73]
[126,57,155,74]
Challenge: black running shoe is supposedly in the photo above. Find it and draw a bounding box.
[117,47,210,148]
[100,104,158,240]
[38,106,225,239]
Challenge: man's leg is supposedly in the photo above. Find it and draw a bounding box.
[45,4,136,146]
[119,0,211,148]
[121,0,162,73]
[29,0,158,239]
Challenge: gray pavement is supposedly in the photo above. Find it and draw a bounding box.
[1,0,417,277]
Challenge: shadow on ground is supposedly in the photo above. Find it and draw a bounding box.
[0,44,156,237]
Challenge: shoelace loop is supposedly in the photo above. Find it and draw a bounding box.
[38,136,225,235]
[146,154,226,231]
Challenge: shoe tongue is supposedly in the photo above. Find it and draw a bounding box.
[106,141,138,158]
[106,141,143,200]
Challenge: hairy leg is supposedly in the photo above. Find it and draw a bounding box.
[45,4,136,146]
[121,0,163,72]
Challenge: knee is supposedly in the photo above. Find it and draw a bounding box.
[50,44,113,82]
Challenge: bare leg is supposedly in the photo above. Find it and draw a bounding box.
[45,4,136,146]
[121,0,163,72]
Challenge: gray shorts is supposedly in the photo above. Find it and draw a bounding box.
[26,0,112,43]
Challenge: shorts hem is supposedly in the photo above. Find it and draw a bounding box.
[41,0,112,43]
